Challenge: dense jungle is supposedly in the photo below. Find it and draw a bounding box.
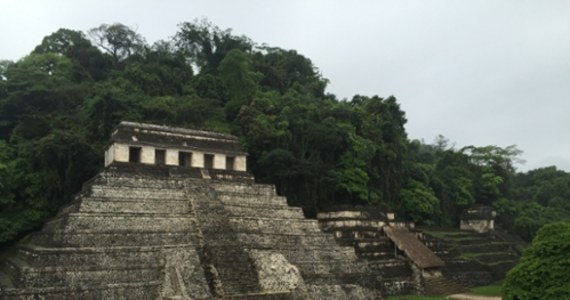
[1,20,569,253]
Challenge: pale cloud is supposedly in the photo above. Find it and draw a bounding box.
[1,0,569,171]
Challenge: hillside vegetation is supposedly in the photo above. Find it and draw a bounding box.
[1,20,570,247]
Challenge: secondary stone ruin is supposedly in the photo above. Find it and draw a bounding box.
[0,122,518,299]
[459,205,496,233]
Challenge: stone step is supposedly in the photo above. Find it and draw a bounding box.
[302,284,382,300]
[0,281,162,300]
[87,185,187,200]
[234,233,338,248]
[316,211,369,220]
[42,213,197,233]
[382,278,415,296]
[7,262,163,289]
[444,271,494,288]
[224,291,292,300]
[210,183,277,196]
[224,205,304,219]
[423,276,466,296]
[16,244,196,268]
[31,230,199,247]
[319,219,385,232]
[476,253,519,264]
[458,242,513,253]
[368,260,413,278]
[280,248,358,262]
[355,240,392,251]
[76,197,192,214]
[356,252,394,261]
[442,259,489,272]
[451,237,490,245]
[332,230,385,243]
[294,260,370,276]
[228,217,321,234]
[300,272,377,288]
[90,174,187,189]
[217,194,289,207]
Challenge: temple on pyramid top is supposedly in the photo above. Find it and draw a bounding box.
[104,121,248,171]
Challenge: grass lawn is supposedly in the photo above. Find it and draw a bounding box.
[470,284,502,296]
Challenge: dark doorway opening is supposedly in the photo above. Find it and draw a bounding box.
[226,156,235,170]
[178,151,192,167]
[129,147,141,163]
[155,149,166,165]
[204,154,214,169]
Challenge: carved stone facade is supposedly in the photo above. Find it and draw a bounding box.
[104,121,247,171]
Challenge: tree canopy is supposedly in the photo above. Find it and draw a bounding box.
[1,20,569,248]
[503,221,570,300]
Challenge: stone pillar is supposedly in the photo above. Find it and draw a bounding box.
[165,149,178,166]
[114,144,129,163]
[140,146,154,164]
[192,151,205,168]
[213,154,225,170]
[234,156,247,171]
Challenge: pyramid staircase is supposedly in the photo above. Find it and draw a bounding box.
[203,181,382,298]
[422,275,466,296]
[0,164,210,299]
[317,210,416,296]
[0,163,382,299]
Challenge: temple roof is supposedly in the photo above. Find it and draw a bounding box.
[109,121,247,156]
[460,205,496,220]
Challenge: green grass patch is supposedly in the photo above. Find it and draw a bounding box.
[386,296,447,300]
[470,284,503,296]
[458,251,508,259]
[421,230,478,241]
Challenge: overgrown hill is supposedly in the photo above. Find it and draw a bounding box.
[1,20,569,247]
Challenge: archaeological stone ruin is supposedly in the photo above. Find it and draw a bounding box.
[0,122,520,299]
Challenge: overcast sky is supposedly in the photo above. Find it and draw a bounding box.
[1,0,569,172]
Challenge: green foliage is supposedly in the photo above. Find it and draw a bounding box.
[218,49,259,120]
[88,23,146,64]
[503,222,570,300]
[399,179,439,223]
[1,19,569,248]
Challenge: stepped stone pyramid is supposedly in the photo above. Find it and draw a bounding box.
[0,122,382,299]
[317,209,453,296]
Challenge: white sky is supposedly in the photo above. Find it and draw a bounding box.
[1,0,569,172]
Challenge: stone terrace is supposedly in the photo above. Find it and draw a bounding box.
[0,163,381,299]
[417,227,521,288]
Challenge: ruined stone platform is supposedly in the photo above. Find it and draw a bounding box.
[0,163,381,299]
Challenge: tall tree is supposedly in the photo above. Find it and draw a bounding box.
[218,49,259,120]
[88,23,146,65]
[175,19,252,75]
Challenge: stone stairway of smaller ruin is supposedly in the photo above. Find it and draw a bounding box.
[422,275,466,296]
[417,228,521,288]
[317,210,416,296]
